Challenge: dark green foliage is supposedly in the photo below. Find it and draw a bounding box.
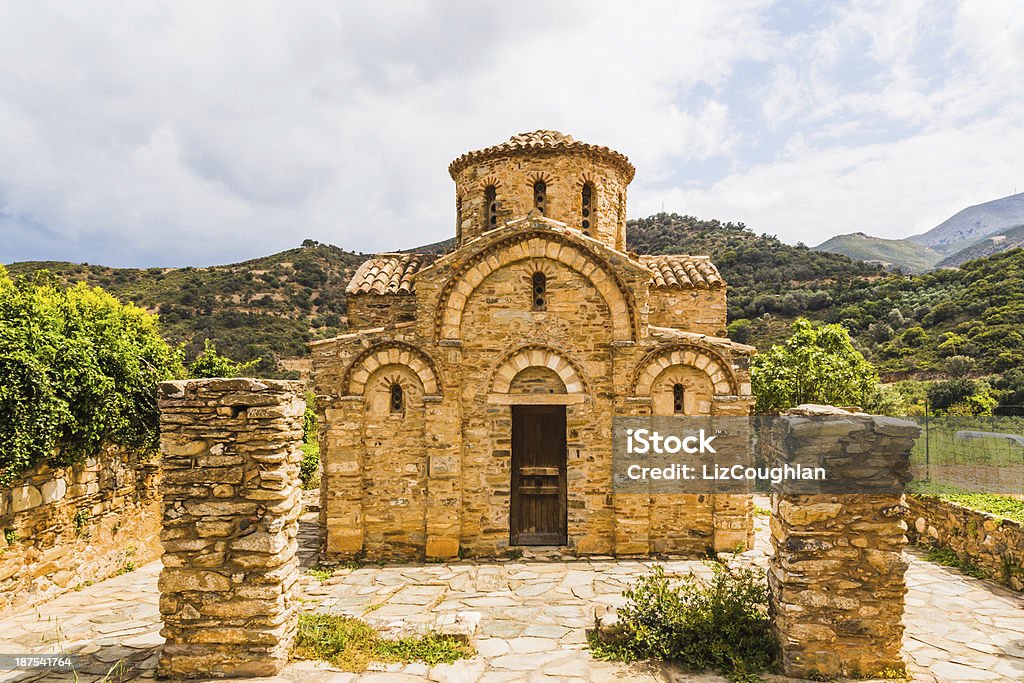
[589,563,775,681]
[927,379,977,412]
[0,267,184,484]
[187,339,258,378]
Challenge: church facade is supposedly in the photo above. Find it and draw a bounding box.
[311,131,755,561]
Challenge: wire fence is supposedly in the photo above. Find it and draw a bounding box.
[908,410,1024,498]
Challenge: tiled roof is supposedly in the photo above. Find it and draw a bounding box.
[449,130,635,181]
[346,254,435,295]
[640,255,725,289]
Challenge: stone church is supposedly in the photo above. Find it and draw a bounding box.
[311,130,755,561]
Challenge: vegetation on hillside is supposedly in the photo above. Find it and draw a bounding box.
[628,215,1024,404]
[6,242,365,376]
[0,267,184,484]
[811,232,941,272]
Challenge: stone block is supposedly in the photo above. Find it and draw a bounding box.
[11,485,42,512]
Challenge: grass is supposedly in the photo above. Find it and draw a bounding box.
[292,614,474,672]
[908,480,1024,523]
[307,565,334,582]
[923,546,989,580]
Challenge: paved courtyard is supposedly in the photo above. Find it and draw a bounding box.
[1,505,1022,682]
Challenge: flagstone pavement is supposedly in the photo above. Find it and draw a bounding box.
[1,502,1022,683]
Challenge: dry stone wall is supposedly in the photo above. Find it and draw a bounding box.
[0,446,160,613]
[907,494,1024,591]
[764,406,918,679]
[157,378,304,679]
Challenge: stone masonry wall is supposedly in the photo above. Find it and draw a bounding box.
[0,445,160,614]
[157,378,304,679]
[906,494,1024,591]
[765,406,919,679]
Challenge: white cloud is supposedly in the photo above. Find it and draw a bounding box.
[0,1,1019,265]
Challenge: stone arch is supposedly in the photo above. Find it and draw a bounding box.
[489,345,589,395]
[630,344,739,397]
[434,230,638,342]
[344,342,440,397]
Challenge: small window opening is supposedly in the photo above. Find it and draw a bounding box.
[484,186,498,231]
[532,272,547,311]
[390,383,404,414]
[672,383,685,415]
[456,195,463,243]
[581,183,594,235]
[533,180,547,215]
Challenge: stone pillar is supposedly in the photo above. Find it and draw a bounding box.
[157,378,305,679]
[320,397,364,558]
[425,395,462,559]
[765,406,919,679]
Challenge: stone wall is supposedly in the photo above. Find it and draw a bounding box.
[906,494,1024,591]
[764,406,918,679]
[157,378,304,679]
[646,287,727,336]
[0,445,161,614]
[347,293,419,330]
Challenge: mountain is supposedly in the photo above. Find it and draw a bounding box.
[8,215,1024,383]
[5,243,366,377]
[937,223,1024,268]
[908,192,1024,250]
[811,232,942,273]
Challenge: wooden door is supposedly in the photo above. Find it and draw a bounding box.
[511,405,567,545]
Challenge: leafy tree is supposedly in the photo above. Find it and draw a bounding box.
[750,318,880,414]
[0,268,184,484]
[926,379,976,412]
[187,339,258,378]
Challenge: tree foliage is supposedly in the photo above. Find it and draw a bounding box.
[187,338,258,378]
[0,268,184,484]
[751,318,880,414]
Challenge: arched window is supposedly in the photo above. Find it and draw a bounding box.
[484,186,498,231]
[390,383,404,414]
[581,183,595,235]
[533,180,547,215]
[672,383,685,414]
[456,194,463,244]
[532,272,547,311]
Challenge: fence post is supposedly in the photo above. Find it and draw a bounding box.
[156,378,305,678]
[766,405,919,678]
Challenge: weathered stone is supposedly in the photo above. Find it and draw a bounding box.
[40,478,67,504]
[11,485,42,512]
[157,378,303,678]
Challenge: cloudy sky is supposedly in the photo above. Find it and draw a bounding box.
[0,1,1021,267]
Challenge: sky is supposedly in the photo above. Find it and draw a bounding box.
[0,0,1021,267]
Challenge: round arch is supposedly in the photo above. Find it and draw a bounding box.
[489,345,589,395]
[344,342,441,397]
[434,230,639,342]
[630,343,739,397]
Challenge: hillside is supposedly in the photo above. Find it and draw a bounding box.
[6,242,366,376]
[811,232,942,273]
[8,215,1024,384]
[937,223,1024,268]
[908,192,1024,250]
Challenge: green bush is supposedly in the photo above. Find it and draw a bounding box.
[300,391,320,489]
[187,338,257,378]
[751,318,880,414]
[589,563,775,681]
[0,268,184,485]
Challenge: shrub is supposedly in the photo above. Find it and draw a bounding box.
[300,391,320,489]
[0,268,184,485]
[187,339,257,378]
[589,563,775,681]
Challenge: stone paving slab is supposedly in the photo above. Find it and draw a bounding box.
[1,510,1022,681]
